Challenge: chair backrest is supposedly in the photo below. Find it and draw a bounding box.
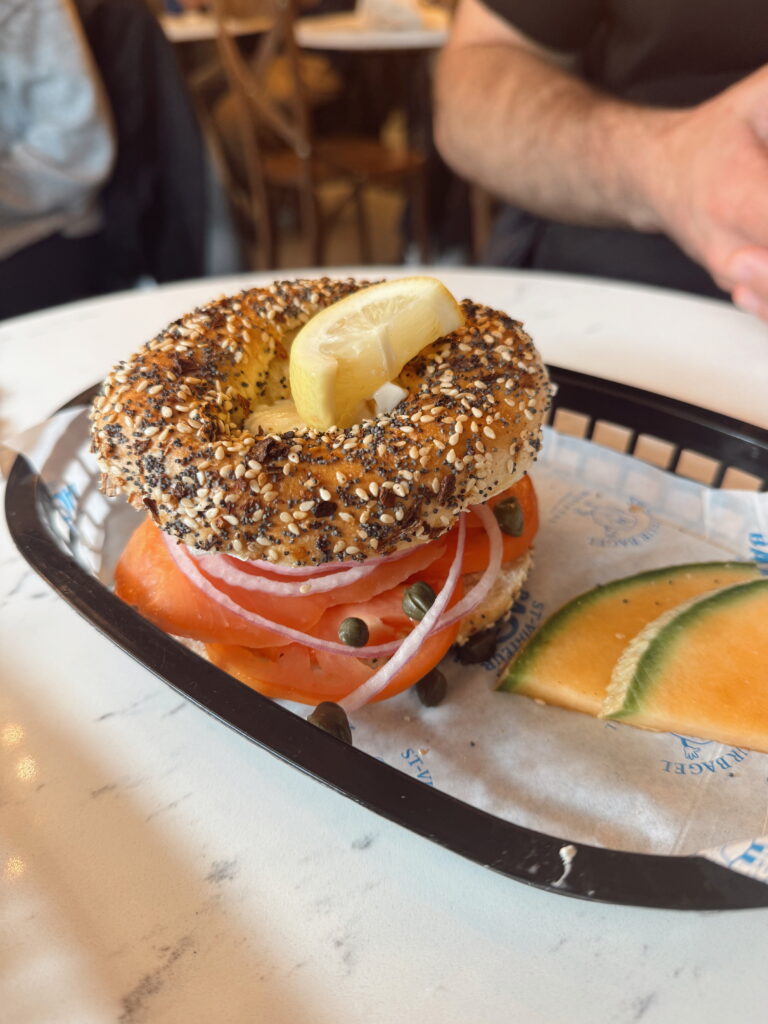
[211,0,312,159]
[211,0,320,267]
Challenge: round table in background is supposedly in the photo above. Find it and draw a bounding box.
[294,7,449,51]
[159,9,272,43]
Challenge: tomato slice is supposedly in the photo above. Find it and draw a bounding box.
[205,577,464,705]
[425,475,538,578]
[115,518,297,646]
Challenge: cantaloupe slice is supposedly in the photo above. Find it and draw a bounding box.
[498,562,762,715]
[602,578,768,751]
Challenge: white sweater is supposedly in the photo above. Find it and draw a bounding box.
[0,0,116,259]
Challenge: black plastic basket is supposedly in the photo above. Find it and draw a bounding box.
[5,366,768,910]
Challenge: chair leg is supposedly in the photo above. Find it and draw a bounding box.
[410,170,431,266]
[352,186,372,265]
[298,179,324,267]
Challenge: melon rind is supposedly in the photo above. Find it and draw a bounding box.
[601,578,768,748]
[498,561,762,715]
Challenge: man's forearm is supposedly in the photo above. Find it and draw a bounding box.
[434,42,671,234]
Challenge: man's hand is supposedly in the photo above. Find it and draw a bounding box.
[640,67,768,320]
[435,0,768,322]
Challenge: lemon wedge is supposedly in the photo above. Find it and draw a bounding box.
[289,277,464,430]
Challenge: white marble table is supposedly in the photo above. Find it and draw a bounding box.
[2,268,768,1024]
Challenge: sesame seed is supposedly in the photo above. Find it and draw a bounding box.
[446,449,456,464]
[483,426,496,439]
[380,513,394,524]
[299,500,314,512]
[333,540,345,554]
[368,481,379,497]
[144,426,159,437]
[148,384,163,396]
[287,523,301,536]
[345,546,360,555]
[161,406,172,418]
[215,446,226,460]
[176,422,192,434]
[336,472,347,485]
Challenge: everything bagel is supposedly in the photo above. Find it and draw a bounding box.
[91,277,550,567]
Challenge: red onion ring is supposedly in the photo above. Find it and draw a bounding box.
[164,535,403,657]
[339,515,468,712]
[209,542,421,578]
[431,503,504,630]
[192,548,381,597]
[164,505,502,678]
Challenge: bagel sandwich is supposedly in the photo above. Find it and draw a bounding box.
[91,277,549,712]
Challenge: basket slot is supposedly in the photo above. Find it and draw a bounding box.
[551,408,593,440]
[671,449,724,486]
[547,366,768,491]
[720,466,765,491]
[591,420,635,454]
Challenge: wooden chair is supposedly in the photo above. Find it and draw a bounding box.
[210,0,430,269]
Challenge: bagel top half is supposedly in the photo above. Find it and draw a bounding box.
[90,278,550,567]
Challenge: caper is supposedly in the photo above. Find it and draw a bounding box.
[414,668,447,707]
[402,581,436,621]
[307,701,352,744]
[493,496,524,536]
[338,616,369,647]
[456,623,500,664]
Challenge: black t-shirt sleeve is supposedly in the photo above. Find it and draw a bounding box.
[479,0,603,52]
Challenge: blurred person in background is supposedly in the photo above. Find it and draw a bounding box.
[434,0,768,322]
[1,0,209,321]
[0,0,115,319]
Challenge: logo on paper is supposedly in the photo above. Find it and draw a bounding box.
[660,737,750,776]
[548,490,659,548]
[483,589,545,670]
[672,734,715,760]
[581,497,658,548]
